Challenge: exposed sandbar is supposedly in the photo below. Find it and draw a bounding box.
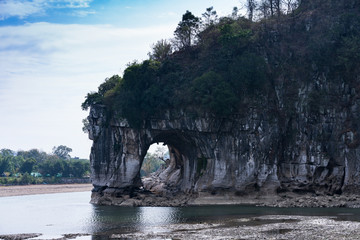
[0,184,92,197]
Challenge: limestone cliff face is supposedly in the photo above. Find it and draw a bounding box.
[87,76,360,198]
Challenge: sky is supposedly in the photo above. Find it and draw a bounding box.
[0,0,243,159]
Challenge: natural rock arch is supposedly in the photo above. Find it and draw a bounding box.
[88,99,360,206]
[135,131,199,195]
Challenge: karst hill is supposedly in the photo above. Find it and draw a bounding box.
[83,0,360,206]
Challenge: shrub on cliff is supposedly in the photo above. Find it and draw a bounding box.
[81,75,122,111]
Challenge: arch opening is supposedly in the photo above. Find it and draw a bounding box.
[140,142,169,177]
[139,132,197,195]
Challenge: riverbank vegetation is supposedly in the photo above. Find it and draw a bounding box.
[0,147,90,185]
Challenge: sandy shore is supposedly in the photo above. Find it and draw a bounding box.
[0,184,93,197]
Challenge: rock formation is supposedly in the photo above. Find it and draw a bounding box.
[85,1,360,206]
[88,83,360,205]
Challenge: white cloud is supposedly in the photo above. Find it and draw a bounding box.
[0,0,45,19]
[67,0,92,8]
[0,0,93,20]
[0,22,175,158]
[72,10,96,17]
[48,0,92,9]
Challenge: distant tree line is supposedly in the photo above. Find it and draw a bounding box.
[0,146,89,185]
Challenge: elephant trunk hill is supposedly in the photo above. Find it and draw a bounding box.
[84,0,360,207]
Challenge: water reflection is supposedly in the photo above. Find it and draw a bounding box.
[87,205,182,235]
[136,207,181,226]
[0,192,94,239]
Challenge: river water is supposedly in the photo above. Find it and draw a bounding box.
[1,192,360,239]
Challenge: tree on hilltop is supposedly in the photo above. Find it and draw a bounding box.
[173,10,200,49]
[202,6,218,27]
[148,39,172,62]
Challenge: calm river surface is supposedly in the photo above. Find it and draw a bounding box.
[1,192,360,239]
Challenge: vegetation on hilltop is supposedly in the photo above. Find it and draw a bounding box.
[82,0,360,127]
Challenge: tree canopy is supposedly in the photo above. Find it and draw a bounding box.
[148,39,172,62]
[52,145,72,160]
[82,2,360,128]
[173,10,200,49]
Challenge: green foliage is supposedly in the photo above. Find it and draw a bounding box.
[334,13,360,73]
[112,60,163,127]
[17,149,47,163]
[219,22,252,49]
[19,173,35,185]
[19,158,36,174]
[82,16,266,125]
[148,39,172,62]
[191,71,238,115]
[0,148,90,185]
[70,160,90,177]
[227,52,268,96]
[81,92,103,111]
[202,6,218,27]
[0,149,14,157]
[52,145,72,160]
[40,159,65,176]
[141,146,168,177]
[38,159,89,178]
[81,3,360,128]
[174,10,200,49]
[98,75,121,96]
[305,12,360,78]
[0,156,12,174]
[82,75,122,111]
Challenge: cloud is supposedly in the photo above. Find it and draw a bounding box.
[72,10,96,17]
[0,0,44,20]
[0,22,175,158]
[0,0,93,20]
[48,0,92,9]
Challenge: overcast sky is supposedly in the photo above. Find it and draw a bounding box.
[0,0,243,159]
